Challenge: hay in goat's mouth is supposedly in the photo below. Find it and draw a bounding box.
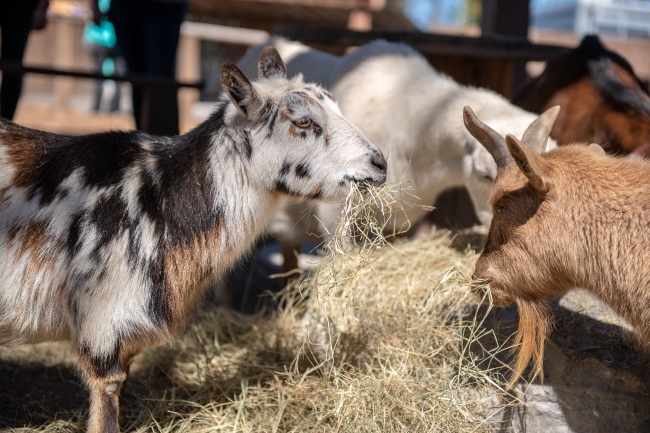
[309,180,432,299]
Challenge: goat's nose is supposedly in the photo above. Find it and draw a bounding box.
[371,153,387,174]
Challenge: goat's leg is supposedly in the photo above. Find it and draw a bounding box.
[78,344,130,433]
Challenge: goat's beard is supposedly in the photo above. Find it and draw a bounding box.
[508,298,553,389]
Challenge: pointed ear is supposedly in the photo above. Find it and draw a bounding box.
[506,134,549,194]
[258,46,287,80]
[221,62,262,117]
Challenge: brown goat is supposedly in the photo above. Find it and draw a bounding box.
[513,35,650,156]
[464,105,650,387]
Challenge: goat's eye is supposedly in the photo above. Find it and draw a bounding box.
[295,118,312,128]
[494,204,504,213]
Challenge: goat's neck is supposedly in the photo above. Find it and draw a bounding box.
[570,180,650,343]
[160,104,281,274]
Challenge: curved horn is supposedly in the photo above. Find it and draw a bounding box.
[521,105,560,154]
[463,106,514,168]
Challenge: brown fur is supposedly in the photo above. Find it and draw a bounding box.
[288,125,304,139]
[544,69,650,155]
[77,348,129,433]
[513,36,650,156]
[510,298,552,388]
[475,143,650,384]
[4,126,47,189]
[7,221,62,293]
[163,226,222,329]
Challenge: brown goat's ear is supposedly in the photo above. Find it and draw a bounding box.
[222,62,262,118]
[506,134,549,194]
[587,143,606,155]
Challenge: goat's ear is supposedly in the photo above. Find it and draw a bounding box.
[258,46,287,80]
[587,143,606,155]
[506,134,549,194]
[221,62,262,118]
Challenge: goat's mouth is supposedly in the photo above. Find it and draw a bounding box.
[342,176,385,191]
[471,279,513,307]
[470,277,497,303]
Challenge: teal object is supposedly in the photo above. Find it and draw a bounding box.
[83,19,116,49]
[98,0,111,14]
[101,57,115,76]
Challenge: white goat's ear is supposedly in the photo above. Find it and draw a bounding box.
[221,62,262,117]
[587,143,606,155]
[258,46,287,80]
[506,134,549,194]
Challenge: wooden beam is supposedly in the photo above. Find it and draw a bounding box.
[180,22,269,45]
[274,24,564,61]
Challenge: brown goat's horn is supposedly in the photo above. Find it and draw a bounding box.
[463,106,514,168]
[521,105,560,154]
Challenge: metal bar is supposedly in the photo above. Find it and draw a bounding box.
[0,59,204,89]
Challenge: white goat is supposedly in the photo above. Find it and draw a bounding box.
[0,47,386,433]
[237,39,556,272]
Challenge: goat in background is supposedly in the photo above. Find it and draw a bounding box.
[513,35,650,156]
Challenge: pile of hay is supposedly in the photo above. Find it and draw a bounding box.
[2,184,512,432]
[165,238,510,432]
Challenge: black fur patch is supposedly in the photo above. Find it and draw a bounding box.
[266,107,280,138]
[80,341,122,378]
[273,179,300,197]
[279,160,292,176]
[241,129,252,159]
[590,60,650,115]
[295,162,311,179]
[3,122,144,205]
[147,257,172,325]
[89,192,128,262]
[67,211,84,254]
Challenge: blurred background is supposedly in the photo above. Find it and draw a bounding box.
[7,0,649,136]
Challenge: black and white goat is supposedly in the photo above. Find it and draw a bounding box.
[0,47,386,433]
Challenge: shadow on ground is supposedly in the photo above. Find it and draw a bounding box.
[472,298,650,432]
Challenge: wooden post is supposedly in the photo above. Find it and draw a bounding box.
[177,33,201,133]
[52,15,76,110]
[348,10,372,31]
[348,0,372,31]
[481,0,530,37]
[481,0,531,94]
